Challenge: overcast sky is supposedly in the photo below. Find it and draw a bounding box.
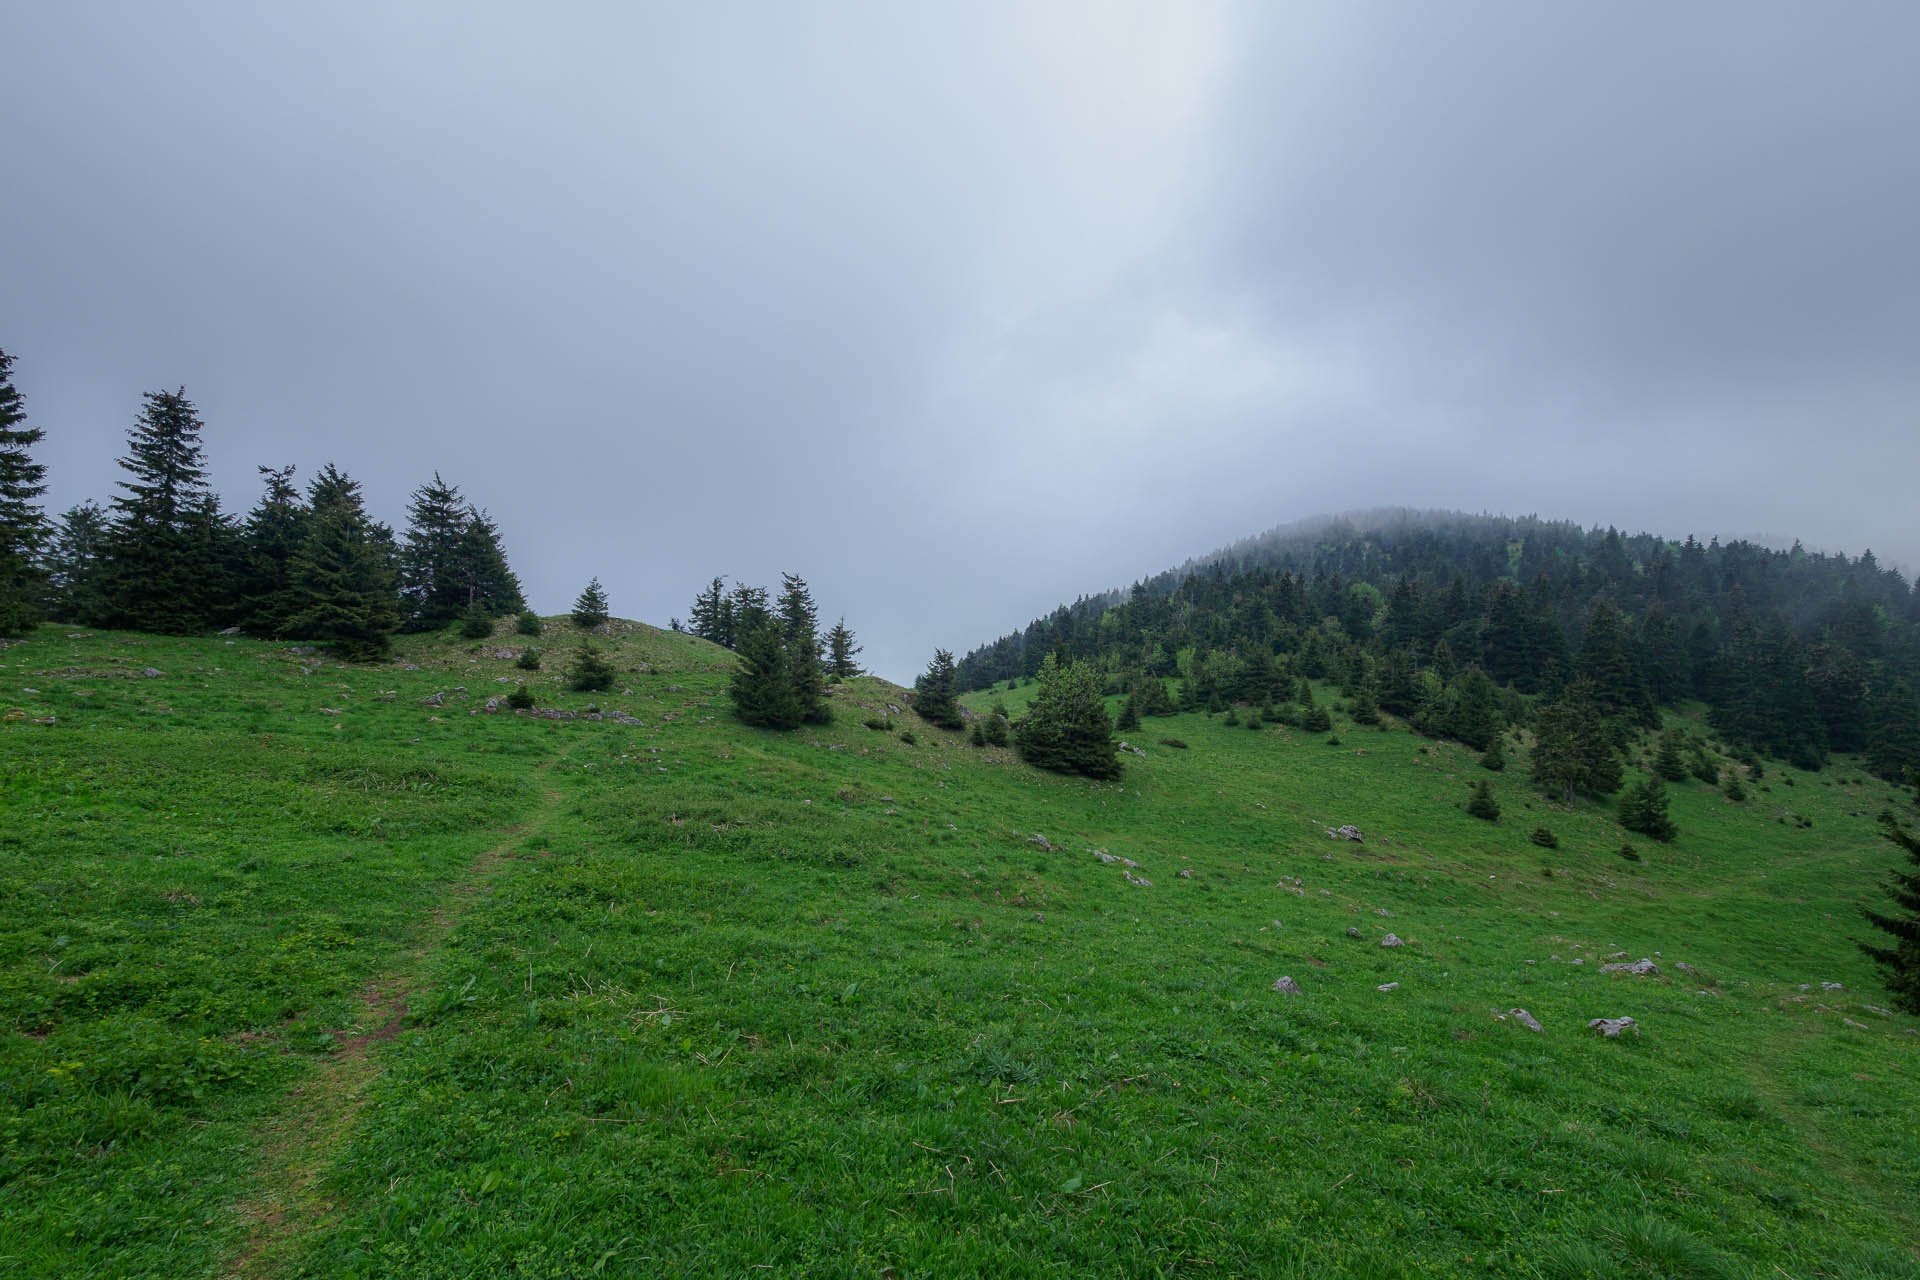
[6,3,1917,681]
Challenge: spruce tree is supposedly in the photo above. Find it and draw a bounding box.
[0,349,49,636]
[1116,695,1141,732]
[1467,779,1501,821]
[1653,731,1690,783]
[776,573,830,724]
[284,466,400,660]
[1531,679,1622,802]
[726,583,769,642]
[826,617,864,678]
[1014,653,1121,780]
[1618,775,1677,842]
[731,622,802,728]
[397,473,466,630]
[914,649,964,729]
[1138,677,1176,717]
[399,477,524,629]
[237,465,308,637]
[571,577,610,629]
[451,506,524,617]
[689,577,729,644]
[1445,665,1502,750]
[460,600,495,638]
[1866,680,1920,783]
[516,610,543,636]
[1481,737,1506,772]
[1300,684,1332,734]
[1860,773,1920,1013]
[567,639,615,692]
[185,491,244,629]
[101,387,216,633]
[1577,598,1656,725]
[42,502,109,624]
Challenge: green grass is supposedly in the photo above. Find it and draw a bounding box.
[2,620,1916,1277]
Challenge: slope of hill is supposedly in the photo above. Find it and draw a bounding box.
[955,510,1920,780]
[2,619,1917,1277]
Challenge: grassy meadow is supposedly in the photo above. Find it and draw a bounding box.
[2,619,1917,1278]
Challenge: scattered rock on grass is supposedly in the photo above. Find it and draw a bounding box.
[1272,976,1302,995]
[1029,834,1054,851]
[1380,933,1405,948]
[1345,927,1363,939]
[1327,825,1365,842]
[142,668,163,678]
[1600,958,1659,976]
[1588,1017,1639,1038]
[1376,982,1399,992]
[1509,1008,1543,1032]
[1123,870,1153,888]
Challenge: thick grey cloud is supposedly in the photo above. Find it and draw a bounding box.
[5,3,1916,680]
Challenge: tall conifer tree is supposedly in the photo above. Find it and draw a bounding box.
[43,502,109,625]
[826,617,863,678]
[284,465,400,660]
[776,573,830,723]
[102,387,215,633]
[237,465,308,636]
[0,349,49,635]
[689,577,729,644]
[1015,653,1121,780]
[571,577,610,629]
[731,622,803,728]
[398,473,465,630]
[1860,772,1920,1013]
[914,649,964,729]
[451,506,523,616]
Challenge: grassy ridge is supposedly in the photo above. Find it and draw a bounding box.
[2,622,1917,1277]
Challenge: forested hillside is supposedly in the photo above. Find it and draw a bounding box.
[957,511,1920,780]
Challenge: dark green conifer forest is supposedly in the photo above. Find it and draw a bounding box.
[955,511,1920,783]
